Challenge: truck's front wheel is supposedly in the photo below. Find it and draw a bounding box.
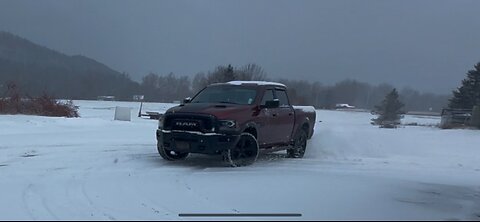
[157,144,189,161]
[223,133,259,167]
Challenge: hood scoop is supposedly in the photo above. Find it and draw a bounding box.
[214,105,227,108]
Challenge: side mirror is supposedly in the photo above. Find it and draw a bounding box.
[262,99,279,109]
[183,97,192,104]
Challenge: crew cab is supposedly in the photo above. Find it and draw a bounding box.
[156,81,316,167]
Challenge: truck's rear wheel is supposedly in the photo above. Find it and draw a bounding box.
[287,129,307,158]
[223,133,259,167]
[157,144,189,161]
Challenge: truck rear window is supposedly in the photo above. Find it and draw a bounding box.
[191,86,257,105]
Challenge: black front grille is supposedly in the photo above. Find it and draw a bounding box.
[164,113,215,132]
[171,119,202,131]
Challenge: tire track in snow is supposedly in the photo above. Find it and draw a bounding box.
[64,175,96,219]
[175,167,244,214]
[21,184,36,220]
[0,150,39,167]
[79,166,117,220]
[128,152,239,217]
[19,159,68,220]
[128,160,187,219]
[77,146,172,220]
[21,183,59,220]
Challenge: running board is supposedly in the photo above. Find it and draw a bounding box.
[259,145,291,154]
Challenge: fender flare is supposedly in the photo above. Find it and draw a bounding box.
[295,117,312,139]
[241,121,259,138]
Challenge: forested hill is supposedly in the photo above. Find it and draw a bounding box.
[0,31,449,111]
[0,31,139,99]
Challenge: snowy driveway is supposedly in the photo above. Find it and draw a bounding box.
[1,100,479,220]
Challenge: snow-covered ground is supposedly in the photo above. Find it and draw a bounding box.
[1,100,479,220]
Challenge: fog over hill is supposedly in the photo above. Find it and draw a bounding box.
[0,31,449,111]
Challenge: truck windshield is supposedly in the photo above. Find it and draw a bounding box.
[191,86,257,105]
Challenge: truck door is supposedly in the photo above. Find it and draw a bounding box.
[256,89,277,146]
[272,89,295,144]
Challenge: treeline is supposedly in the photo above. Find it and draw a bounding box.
[278,79,449,111]
[141,64,449,112]
[0,31,448,112]
[141,64,268,103]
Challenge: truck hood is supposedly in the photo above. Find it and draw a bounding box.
[165,103,255,119]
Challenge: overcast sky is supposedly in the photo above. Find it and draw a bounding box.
[1,0,479,94]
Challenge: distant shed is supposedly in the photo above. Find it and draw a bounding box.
[440,108,472,129]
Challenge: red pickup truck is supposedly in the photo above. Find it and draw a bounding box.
[156,81,316,167]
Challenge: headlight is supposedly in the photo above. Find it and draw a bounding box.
[219,120,236,128]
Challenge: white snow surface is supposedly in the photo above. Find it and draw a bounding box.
[1,101,480,220]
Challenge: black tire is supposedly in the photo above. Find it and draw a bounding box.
[157,143,189,161]
[287,129,307,158]
[223,133,259,167]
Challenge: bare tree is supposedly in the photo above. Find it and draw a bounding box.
[191,64,268,91]
[237,63,267,81]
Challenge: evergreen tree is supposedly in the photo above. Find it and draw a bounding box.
[372,88,405,128]
[449,62,480,109]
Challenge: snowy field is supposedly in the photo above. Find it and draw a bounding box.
[1,100,480,220]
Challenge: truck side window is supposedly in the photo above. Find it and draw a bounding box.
[261,89,275,105]
[275,90,290,107]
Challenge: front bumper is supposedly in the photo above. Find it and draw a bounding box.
[156,129,240,155]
